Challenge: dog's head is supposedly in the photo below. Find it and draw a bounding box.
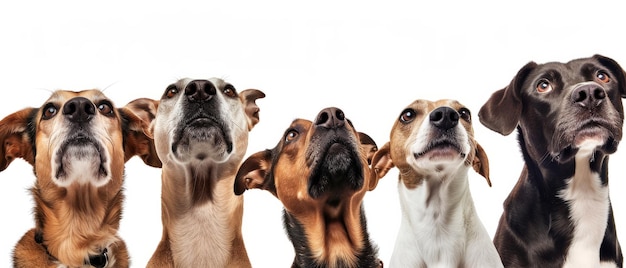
[371,99,490,188]
[0,89,159,266]
[234,107,378,214]
[146,78,265,167]
[479,54,626,163]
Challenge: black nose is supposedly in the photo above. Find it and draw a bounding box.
[571,84,606,108]
[315,107,346,129]
[63,97,95,123]
[185,80,216,102]
[430,106,458,130]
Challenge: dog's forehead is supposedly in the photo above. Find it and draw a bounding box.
[46,89,108,104]
[406,99,464,113]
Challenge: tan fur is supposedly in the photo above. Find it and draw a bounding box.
[126,78,264,268]
[1,90,159,268]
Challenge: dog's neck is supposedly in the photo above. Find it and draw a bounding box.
[399,165,474,229]
[160,161,245,267]
[33,183,122,267]
[283,204,380,268]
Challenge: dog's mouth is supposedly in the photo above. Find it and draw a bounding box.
[54,134,108,186]
[414,138,465,161]
[172,117,233,161]
[553,121,620,162]
[307,138,364,199]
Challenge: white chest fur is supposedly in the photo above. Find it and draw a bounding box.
[559,153,610,268]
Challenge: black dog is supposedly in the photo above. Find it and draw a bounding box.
[479,54,624,267]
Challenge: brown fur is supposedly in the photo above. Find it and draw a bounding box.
[235,108,382,268]
[1,90,160,267]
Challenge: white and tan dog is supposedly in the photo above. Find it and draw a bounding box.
[371,99,503,267]
[127,78,264,267]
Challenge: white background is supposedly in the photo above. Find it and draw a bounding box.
[1,1,625,267]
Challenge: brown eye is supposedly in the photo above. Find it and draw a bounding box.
[399,109,416,123]
[166,85,179,99]
[536,79,553,93]
[223,84,237,97]
[98,102,113,115]
[458,108,471,122]
[596,71,610,83]
[42,103,58,120]
[285,130,299,142]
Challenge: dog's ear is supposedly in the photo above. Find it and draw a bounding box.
[472,142,492,187]
[234,149,276,196]
[369,142,394,190]
[357,132,378,165]
[239,89,266,130]
[119,98,162,168]
[593,54,626,98]
[478,61,537,136]
[0,108,36,171]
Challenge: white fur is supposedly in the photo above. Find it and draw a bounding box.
[559,140,611,268]
[390,109,503,268]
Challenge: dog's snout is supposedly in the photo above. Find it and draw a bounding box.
[63,97,95,123]
[315,107,346,129]
[430,107,459,130]
[185,80,216,102]
[571,84,606,108]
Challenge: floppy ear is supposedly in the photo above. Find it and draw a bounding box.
[119,98,162,168]
[478,61,537,136]
[368,142,394,190]
[593,54,626,98]
[357,132,378,165]
[234,149,276,196]
[0,108,37,171]
[472,142,491,187]
[239,89,266,130]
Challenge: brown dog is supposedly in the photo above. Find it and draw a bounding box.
[235,107,382,268]
[0,90,160,268]
[126,78,264,267]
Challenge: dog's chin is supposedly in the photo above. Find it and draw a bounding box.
[172,123,234,163]
[53,137,110,187]
[553,128,618,162]
[308,142,364,199]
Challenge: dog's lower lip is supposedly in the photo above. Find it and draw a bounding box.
[415,142,463,159]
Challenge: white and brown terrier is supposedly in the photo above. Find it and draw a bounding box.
[126,78,264,267]
[371,99,503,267]
[235,107,383,268]
[0,90,160,268]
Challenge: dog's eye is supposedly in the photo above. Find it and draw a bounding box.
[97,102,114,116]
[399,109,416,123]
[536,79,553,93]
[166,86,179,99]
[223,84,237,98]
[458,108,471,122]
[596,71,611,84]
[285,130,299,142]
[42,103,58,120]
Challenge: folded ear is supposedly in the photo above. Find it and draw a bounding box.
[239,89,265,130]
[368,142,394,190]
[478,61,537,136]
[357,132,378,165]
[472,142,491,187]
[0,108,37,171]
[119,98,161,168]
[234,149,275,196]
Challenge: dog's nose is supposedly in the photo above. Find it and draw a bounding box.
[571,84,606,108]
[63,97,95,123]
[430,107,459,130]
[185,80,216,102]
[315,107,346,129]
